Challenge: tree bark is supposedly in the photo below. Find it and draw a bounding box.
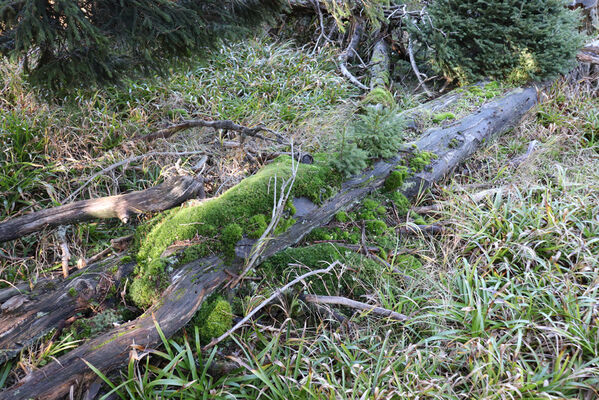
[0,175,204,243]
[0,256,133,364]
[0,86,539,400]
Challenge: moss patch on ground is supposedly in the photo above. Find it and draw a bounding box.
[193,296,233,344]
[259,243,390,298]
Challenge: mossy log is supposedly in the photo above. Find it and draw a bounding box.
[0,256,133,364]
[370,38,390,89]
[0,175,203,243]
[0,86,539,400]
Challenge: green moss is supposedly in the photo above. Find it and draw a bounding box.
[222,223,243,258]
[361,87,395,108]
[274,217,296,235]
[448,138,461,149]
[383,166,408,192]
[362,199,379,211]
[194,296,233,344]
[130,156,341,308]
[409,151,438,172]
[410,211,427,225]
[388,192,410,216]
[335,211,349,223]
[247,214,268,239]
[178,243,212,265]
[68,287,77,297]
[432,112,456,124]
[129,259,168,309]
[366,220,387,236]
[259,244,387,297]
[306,227,335,241]
[137,156,339,265]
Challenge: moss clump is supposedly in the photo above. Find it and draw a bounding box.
[178,243,212,266]
[247,214,268,239]
[409,151,438,172]
[410,211,427,225]
[195,296,232,344]
[129,259,168,309]
[361,87,395,108]
[306,227,335,241]
[259,244,386,297]
[388,192,410,216]
[222,223,243,258]
[383,166,408,192]
[432,112,456,124]
[335,211,349,223]
[68,287,77,297]
[366,220,387,236]
[130,156,340,308]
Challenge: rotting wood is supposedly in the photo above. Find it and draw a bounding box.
[370,38,390,89]
[0,175,204,243]
[0,86,539,400]
[0,256,133,365]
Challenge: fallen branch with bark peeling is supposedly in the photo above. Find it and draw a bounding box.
[0,175,203,243]
[0,85,539,400]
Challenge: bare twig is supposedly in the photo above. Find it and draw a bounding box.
[138,119,287,143]
[338,21,369,90]
[407,34,433,97]
[64,150,206,203]
[204,260,342,349]
[303,294,408,321]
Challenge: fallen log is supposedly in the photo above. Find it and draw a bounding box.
[0,256,133,364]
[0,86,539,400]
[0,175,203,243]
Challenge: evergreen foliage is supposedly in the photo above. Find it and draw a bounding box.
[416,0,585,81]
[0,0,283,87]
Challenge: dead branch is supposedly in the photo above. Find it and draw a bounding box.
[65,150,206,203]
[303,294,408,321]
[137,119,287,143]
[338,21,369,90]
[0,175,203,243]
[407,33,433,97]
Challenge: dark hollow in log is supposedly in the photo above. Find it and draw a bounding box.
[0,86,539,400]
[0,256,133,364]
[0,175,204,243]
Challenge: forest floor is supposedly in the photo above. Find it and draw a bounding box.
[1,34,599,399]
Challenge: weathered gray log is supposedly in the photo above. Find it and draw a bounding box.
[0,256,133,364]
[370,38,390,89]
[0,175,203,243]
[0,86,539,400]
